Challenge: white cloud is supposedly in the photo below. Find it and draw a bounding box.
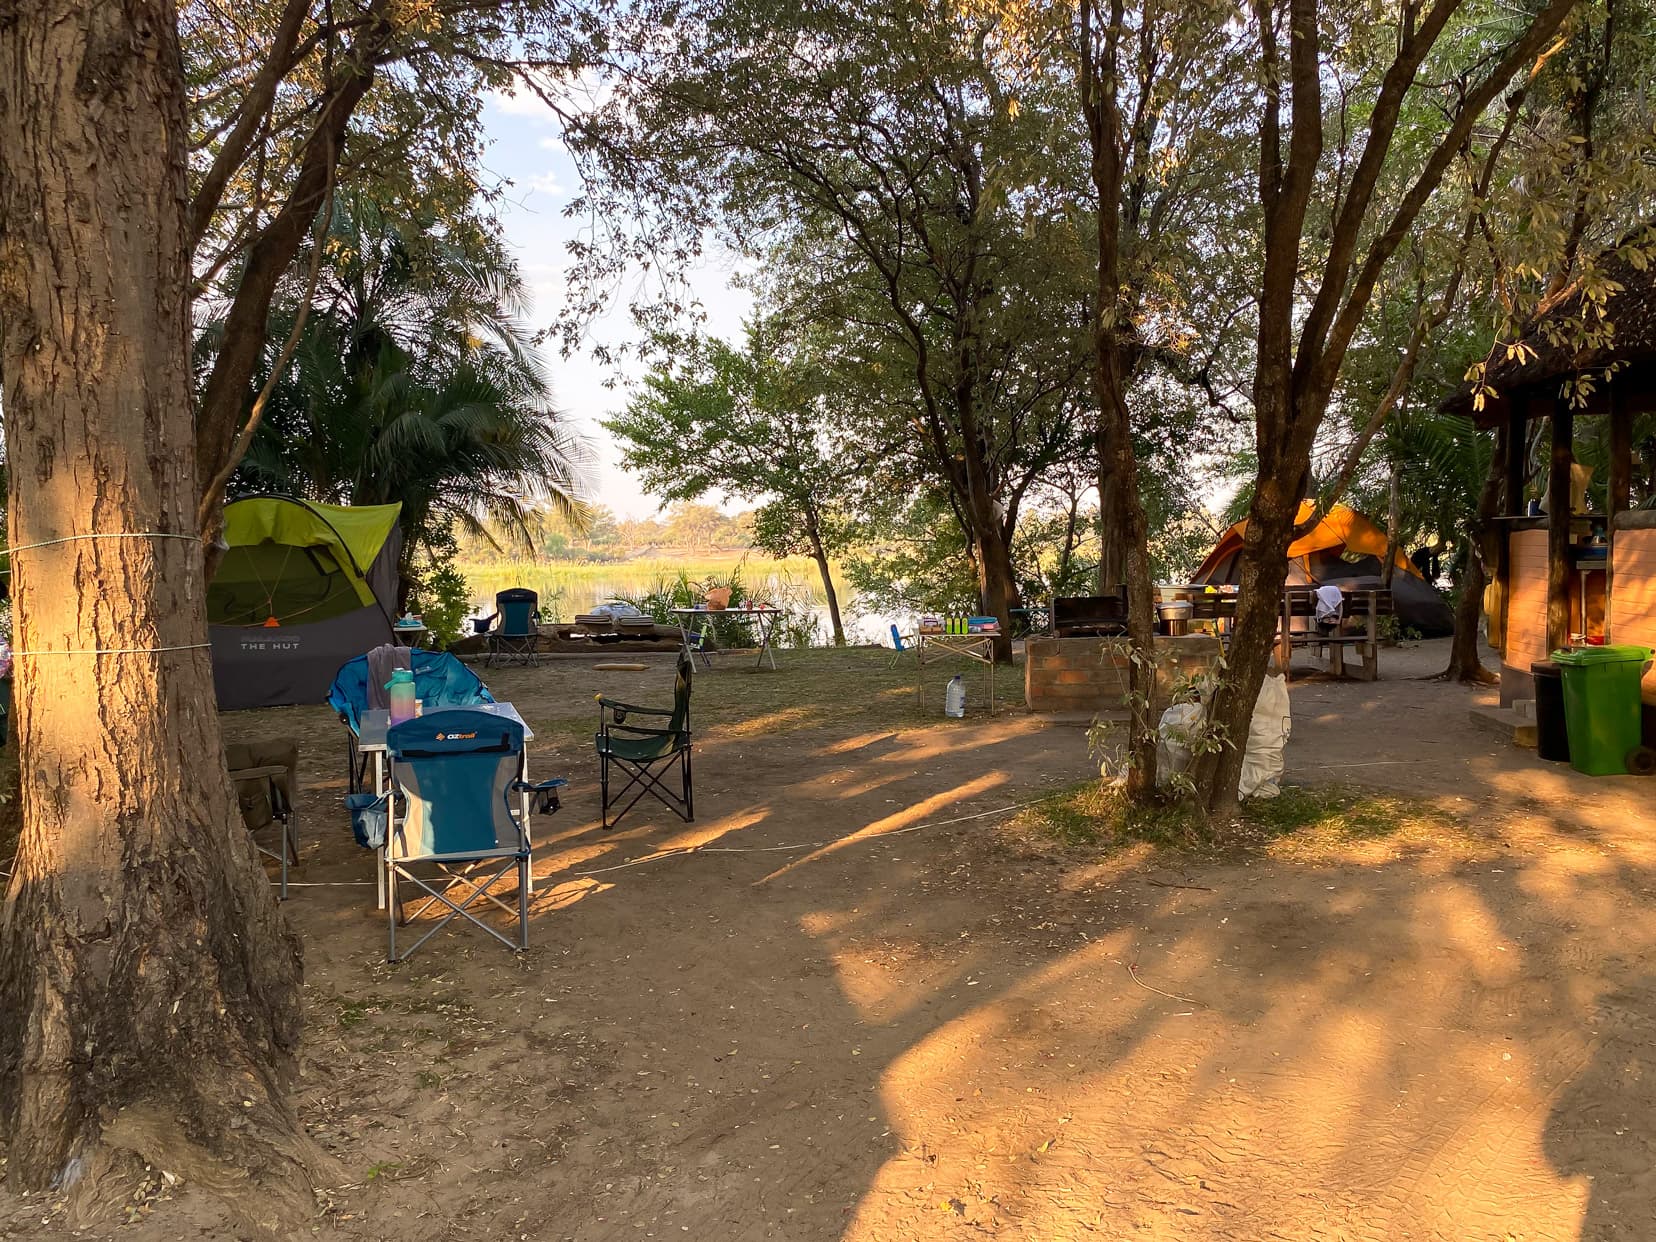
[529,170,568,198]
[486,87,555,122]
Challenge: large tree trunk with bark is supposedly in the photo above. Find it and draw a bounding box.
[1097,386,1159,796]
[1442,542,1496,683]
[0,0,312,1221]
[1079,0,1158,795]
[1187,454,1304,814]
[973,519,1019,664]
[1096,465,1127,591]
[1439,436,1504,684]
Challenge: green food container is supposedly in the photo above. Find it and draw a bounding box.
[1550,645,1653,776]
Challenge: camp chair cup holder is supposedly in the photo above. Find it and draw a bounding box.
[511,777,568,817]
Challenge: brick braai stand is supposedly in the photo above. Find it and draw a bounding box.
[1024,635,1224,719]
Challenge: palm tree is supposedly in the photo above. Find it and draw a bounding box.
[233,196,587,596]
[1383,411,1498,683]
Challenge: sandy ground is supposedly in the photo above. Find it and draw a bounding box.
[3,638,1654,1241]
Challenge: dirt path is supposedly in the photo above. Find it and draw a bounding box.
[3,641,1653,1240]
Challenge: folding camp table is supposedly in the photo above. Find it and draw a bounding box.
[357,702,535,909]
[915,632,996,713]
[392,623,427,647]
[670,606,782,670]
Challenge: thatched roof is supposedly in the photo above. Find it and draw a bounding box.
[1442,226,1656,422]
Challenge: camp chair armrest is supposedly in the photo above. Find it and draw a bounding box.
[509,775,569,816]
[228,764,291,782]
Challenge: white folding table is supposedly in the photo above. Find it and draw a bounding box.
[670,605,782,670]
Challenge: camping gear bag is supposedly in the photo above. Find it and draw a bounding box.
[345,791,388,849]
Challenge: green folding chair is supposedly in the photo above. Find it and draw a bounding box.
[595,650,694,831]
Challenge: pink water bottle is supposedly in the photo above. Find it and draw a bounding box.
[386,668,417,725]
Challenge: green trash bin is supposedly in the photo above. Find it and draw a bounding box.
[1550,645,1653,775]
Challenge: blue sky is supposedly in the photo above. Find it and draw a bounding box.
[481,88,753,520]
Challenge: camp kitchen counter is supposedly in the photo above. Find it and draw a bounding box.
[357,702,535,909]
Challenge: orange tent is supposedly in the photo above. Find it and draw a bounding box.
[1192,502,1422,585]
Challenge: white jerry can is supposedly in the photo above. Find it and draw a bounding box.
[944,674,966,718]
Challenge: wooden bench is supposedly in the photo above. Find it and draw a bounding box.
[1276,587,1393,682]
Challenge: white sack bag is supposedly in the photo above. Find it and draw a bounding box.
[1155,702,1206,789]
[1238,673,1291,800]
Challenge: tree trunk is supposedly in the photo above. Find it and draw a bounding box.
[1097,387,1159,797]
[1380,460,1402,588]
[1188,463,1303,814]
[1442,542,1496,684]
[1057,492,1080,593]
[974,521,1019,664]
[805,522,845,645]
[1096,464,1126,591]
[1439,434,1503,684]
[1079,0,1157,795]
[0,1,312,1221]
[191,0,396,535]
[1545,403,1574,651]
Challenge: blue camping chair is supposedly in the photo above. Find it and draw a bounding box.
[383,708,567,962]
[886,623,916,668]
[328,649,495,791]
[484,588,541,668]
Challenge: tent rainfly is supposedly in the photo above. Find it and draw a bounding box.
[207,495,402,710]
[1192,502,1455,637]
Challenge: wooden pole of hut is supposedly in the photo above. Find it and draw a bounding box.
[1545,399,1574,652]
[1609,386,1632,518]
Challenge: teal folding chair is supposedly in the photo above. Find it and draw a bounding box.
[329,649,495,793]
[596,650,694,830]
[384,708,566,962]
[485,588,541,667]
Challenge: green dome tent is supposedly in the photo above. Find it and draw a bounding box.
[208,495,402,710]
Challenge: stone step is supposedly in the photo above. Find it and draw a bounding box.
[1468,704,1537,748]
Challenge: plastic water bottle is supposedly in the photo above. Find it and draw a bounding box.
[386,667,417,725]
[944,675,966,718]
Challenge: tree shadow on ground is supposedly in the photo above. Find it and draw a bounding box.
[8,648,1654,1240]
